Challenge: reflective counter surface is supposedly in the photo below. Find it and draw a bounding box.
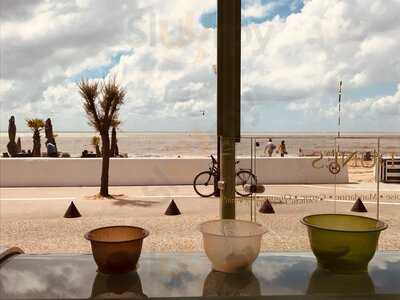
[0,252,399,299]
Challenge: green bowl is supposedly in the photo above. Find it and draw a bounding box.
[307,267,375,295]
[301,214,387,274]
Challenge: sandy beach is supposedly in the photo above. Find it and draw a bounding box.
[1,184,399,254]
[1,132,399,158]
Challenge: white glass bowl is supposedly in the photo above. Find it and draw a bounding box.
[199,220,267,273]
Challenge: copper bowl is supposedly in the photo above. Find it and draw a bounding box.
[91,271,147,298]
[85,226,149,274]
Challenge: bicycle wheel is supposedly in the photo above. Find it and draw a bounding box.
[235,170,257,197]
[193,171,215,197]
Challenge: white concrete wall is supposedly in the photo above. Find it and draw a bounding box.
[0,157,348,187]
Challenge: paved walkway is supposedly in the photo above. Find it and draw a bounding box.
[1,184,399,254]
[1,182,399,201]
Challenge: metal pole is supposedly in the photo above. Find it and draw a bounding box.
[254,138,257,223]
[217,0,241,219]
[213,64,220,198]
[334,137,337,214]
[338,81,342,137]
[251,137,253,174]
[250,137,253,221]
[214,136,220,197]
[220,137,236,219]
[335,81,342,210]
[254,138,257,176]
[377,137,380,220]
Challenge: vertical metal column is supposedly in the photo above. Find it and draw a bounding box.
[250,137,253,221]
[377,137,381,220]
[334,137,337,214]
[217,0,241,219]
[337,81,342,137]
[254,138,257,223]
[220,137,236,219]
[214,136,220,197]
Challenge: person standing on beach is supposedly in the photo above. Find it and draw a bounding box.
[277,140,288,157]
[264,138,276,157]
[45,141,57,157]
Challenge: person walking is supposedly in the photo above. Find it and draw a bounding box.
[264,138,276,157]
[277,140,288,157]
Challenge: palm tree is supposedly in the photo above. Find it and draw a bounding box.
[91,136,101,157]
[26,118,45,157]
[78,77,126,197]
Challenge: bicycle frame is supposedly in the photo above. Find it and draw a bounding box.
[209,155,219,175]
[210,155,253,177]
[194,155,257,198]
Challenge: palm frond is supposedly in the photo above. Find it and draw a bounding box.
[78,79,101,131]
[78,76,126,135]
[26,118,45,131]
[91,135,100,146]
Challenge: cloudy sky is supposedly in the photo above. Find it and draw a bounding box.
[1,0,399,132]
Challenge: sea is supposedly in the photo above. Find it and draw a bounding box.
[1,132,399,158]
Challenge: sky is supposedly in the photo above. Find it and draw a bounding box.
[1,0,400,133]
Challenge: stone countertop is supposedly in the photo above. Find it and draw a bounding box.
[0,252,399,299]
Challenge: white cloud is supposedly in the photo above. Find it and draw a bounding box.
[0,80,14,99]
[1,0,219,130]
[244,0,271,19]
[1,0,400,132]
[243,0,303,19]
[240,0,400,130]
[243,0,400,96]
[345,84,400,118]
[287,83,400,123]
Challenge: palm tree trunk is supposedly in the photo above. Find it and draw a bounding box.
[32,129,41,157]
[100,132,110,197]
[110,127,117,157]
[95,145,101,157]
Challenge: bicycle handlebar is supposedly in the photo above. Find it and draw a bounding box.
[210,155,240,165]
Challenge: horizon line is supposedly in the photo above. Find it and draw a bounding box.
[1,130,399,134]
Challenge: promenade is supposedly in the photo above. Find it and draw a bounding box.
[1,184,399,254]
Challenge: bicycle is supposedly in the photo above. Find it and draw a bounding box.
[193,155,257,197]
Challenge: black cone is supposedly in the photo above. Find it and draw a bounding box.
[64,201,82,218]
[259,199,275,214]
[351,198,368,213]
[165,200,181,216]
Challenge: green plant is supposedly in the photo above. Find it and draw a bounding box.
[26,118,45,157]
[91,136,100,146]
[26,118,45,130]
[79,77,126,197]
[91,136,101,157]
